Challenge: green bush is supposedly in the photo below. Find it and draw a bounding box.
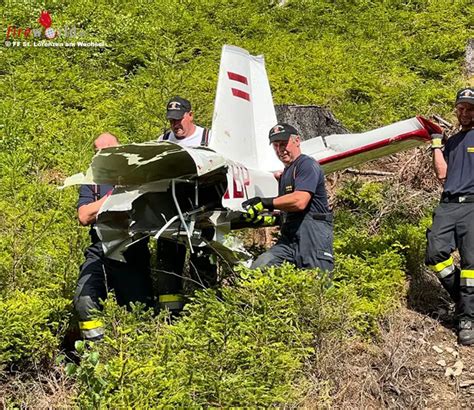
[68,266,322,406]
[334,180,432,277]
[0,289,71,371]
[68,256,404,406]
[336,180,386,213]
[386,216,432,276]
[333,250,405,335]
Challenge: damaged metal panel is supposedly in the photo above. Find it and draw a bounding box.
[62,142,227,187]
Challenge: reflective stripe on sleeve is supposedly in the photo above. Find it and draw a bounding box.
[79,320,104,340]
[82,327,104,340]
[461,269,474,279]
[159,294,184,310]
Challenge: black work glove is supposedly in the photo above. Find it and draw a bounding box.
[231,213,280,229]
[241,196,275,223]
[242,196,275,211]
[430,133,443,150]
[251,214,279,227]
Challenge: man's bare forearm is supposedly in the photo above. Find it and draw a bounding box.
[273,191,311,212]
[432,148,447,181]
[78,195,109,226]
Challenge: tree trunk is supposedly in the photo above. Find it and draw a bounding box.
[275,105,348,141]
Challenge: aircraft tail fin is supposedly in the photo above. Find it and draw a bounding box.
[209,45,281,172]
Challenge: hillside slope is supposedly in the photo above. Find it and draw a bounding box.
[1,0,473,406]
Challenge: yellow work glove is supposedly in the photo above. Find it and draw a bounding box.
[431,133,443,150]
[241,196,275,223]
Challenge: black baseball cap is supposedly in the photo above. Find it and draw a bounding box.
[268,123,299,143]
[166,96,191,120]
[455,87,474,106]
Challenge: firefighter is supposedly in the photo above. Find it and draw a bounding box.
[426,87,474,346]
[243,123,334,271]
[158,96,210,146]
[74,133,154,341]
[156,97,215,313]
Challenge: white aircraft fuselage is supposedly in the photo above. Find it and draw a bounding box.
[63,45,440,263]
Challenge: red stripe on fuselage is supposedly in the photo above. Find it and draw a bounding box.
[318,125,431,165]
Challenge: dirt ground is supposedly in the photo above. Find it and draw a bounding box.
[313,271,474,409]
[362,305,474,408]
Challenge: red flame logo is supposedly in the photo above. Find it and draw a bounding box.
[38,11,52,29]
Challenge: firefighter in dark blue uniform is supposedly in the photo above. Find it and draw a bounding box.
[74,133,153,341]
[155,97,215,314]
[243,123,334,271]
[426,87,474,346]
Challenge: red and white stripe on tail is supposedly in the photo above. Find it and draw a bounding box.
[210,45,282,172]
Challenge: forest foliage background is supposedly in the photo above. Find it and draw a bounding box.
[0,0,473,406]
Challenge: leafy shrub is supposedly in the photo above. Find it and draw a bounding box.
[385,216,432,276]
[0,289,71,371]
[334,180,432,276]
[336,180,386,213]
[68,255,405,406]
[333,251,405,335]
[68,266,321,406]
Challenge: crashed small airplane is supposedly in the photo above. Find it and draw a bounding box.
[63,45,441,264]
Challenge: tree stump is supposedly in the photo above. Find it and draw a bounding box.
[275,104,348,141]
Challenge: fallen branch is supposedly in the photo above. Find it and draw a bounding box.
[344,168,395,177]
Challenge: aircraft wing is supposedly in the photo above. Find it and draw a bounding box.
[301,116,441,174]
[62,141,227,187]
[62,140,278,262]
